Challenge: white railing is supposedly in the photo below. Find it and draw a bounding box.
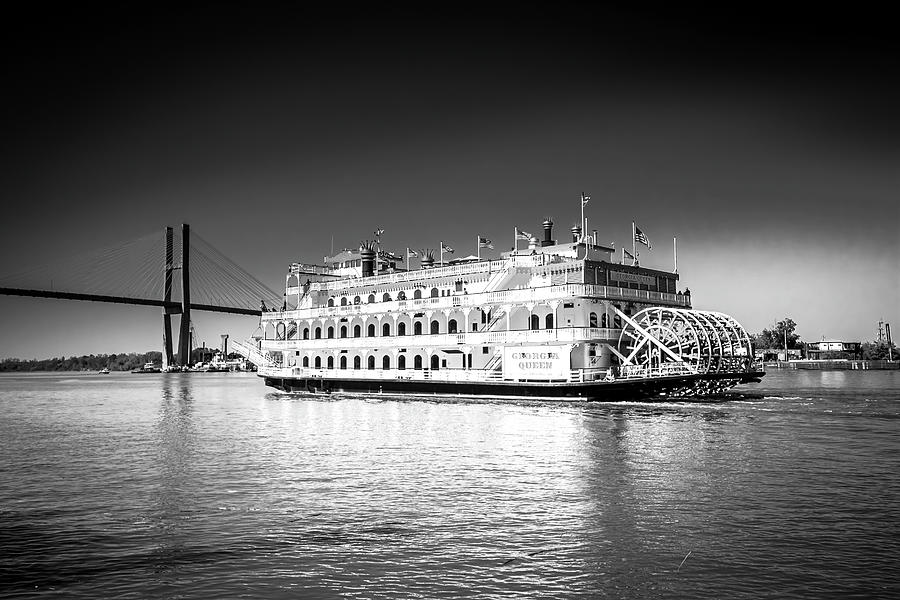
[258,365,606,384]
[257,364,711,384]
[259,365,510,382]
[304,254,573,294]
[259,327,622,351]
[262,283,689,322]
[310,259,508,292]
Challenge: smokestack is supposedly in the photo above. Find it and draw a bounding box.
[571,224,582,243]
[420,250,435,269]
[360,241,376,277]
[542,218,554,247]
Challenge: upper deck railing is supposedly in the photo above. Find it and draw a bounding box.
[265,283,689,322]
[303,255,561,292]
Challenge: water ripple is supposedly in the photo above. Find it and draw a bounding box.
[1,370,899,598]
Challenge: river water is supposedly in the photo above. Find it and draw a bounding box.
[1,370,898,599]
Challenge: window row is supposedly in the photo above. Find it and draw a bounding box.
[296,319,464,339]
[327,287,445,307]
[299,354,444,370]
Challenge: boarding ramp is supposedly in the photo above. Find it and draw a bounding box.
[231,338,275,369]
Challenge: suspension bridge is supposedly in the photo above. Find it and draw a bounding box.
[0,224,281,367]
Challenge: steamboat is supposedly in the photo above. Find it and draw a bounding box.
[234,216,763,400]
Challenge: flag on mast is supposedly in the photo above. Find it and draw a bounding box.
[478,236,493,249]
[515,229,532,240]
[374,228,385,237]
[634,225,652,249]
[581,194,590,206]
[407,248,418,257]
[623,248,635,262]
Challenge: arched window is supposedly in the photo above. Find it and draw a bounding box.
[430,320,440,334]
[414,321,422,335]
[353,324,361,337]
[530,314,540,330]
[353,296,361,305]
[327,356,334,369]
[340,356,347,369]
[340,325,347,338]
[302,356,309,367]
[340,297,347,306]
[545,314,554,329]
[589,312,598,328]
[315,327,322,339]
[414,355,423,370]
[314,356,321,368]
[398,322,406,336]
[327,326,334,339]
[448,319,458,334]
[367,324,375,337]
[431,355,440,370]
[382,323,391,337]
[601,313,608,328]
[368,294,376,303]
[382,355,390,369]
[382,293,392,302]
[398,291,406,300]
[353,356,361,369]
[327,298,335,307]
[303,328,309,340]
[613,314,622,329]
[367,355,375,370]
[398,355,406,370]
[414,289,422,299]
[430,287,439,298]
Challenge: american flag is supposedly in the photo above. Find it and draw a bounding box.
[478,236,493,249]
[442,243,454,254]
[515,229,532,240]
[634,226,651,249]
[407,248,418,257]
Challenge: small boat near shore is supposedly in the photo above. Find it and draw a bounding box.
[131,362,161,374]
[98,367,110,374]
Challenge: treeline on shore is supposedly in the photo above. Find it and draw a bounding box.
[0,352,163,372]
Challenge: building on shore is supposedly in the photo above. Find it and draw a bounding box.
[805,340,862,360]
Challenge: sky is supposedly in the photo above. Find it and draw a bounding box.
[1,6,898,359]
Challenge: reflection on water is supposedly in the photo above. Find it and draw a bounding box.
[818,370,848,387]
[0,370,898,599]
[151,376,195,578]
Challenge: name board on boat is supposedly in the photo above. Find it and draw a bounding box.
[609,271,655,286]
[502,346,570,380]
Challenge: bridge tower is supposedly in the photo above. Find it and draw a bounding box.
[177,223,192,366]
[162,226,175,367]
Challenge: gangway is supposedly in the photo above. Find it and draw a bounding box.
[231,338,275,369]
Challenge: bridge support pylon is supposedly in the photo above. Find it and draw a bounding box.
[177,223,192,366]
[162,226,175,368]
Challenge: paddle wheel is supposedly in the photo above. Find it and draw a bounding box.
[616,307,753,375]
